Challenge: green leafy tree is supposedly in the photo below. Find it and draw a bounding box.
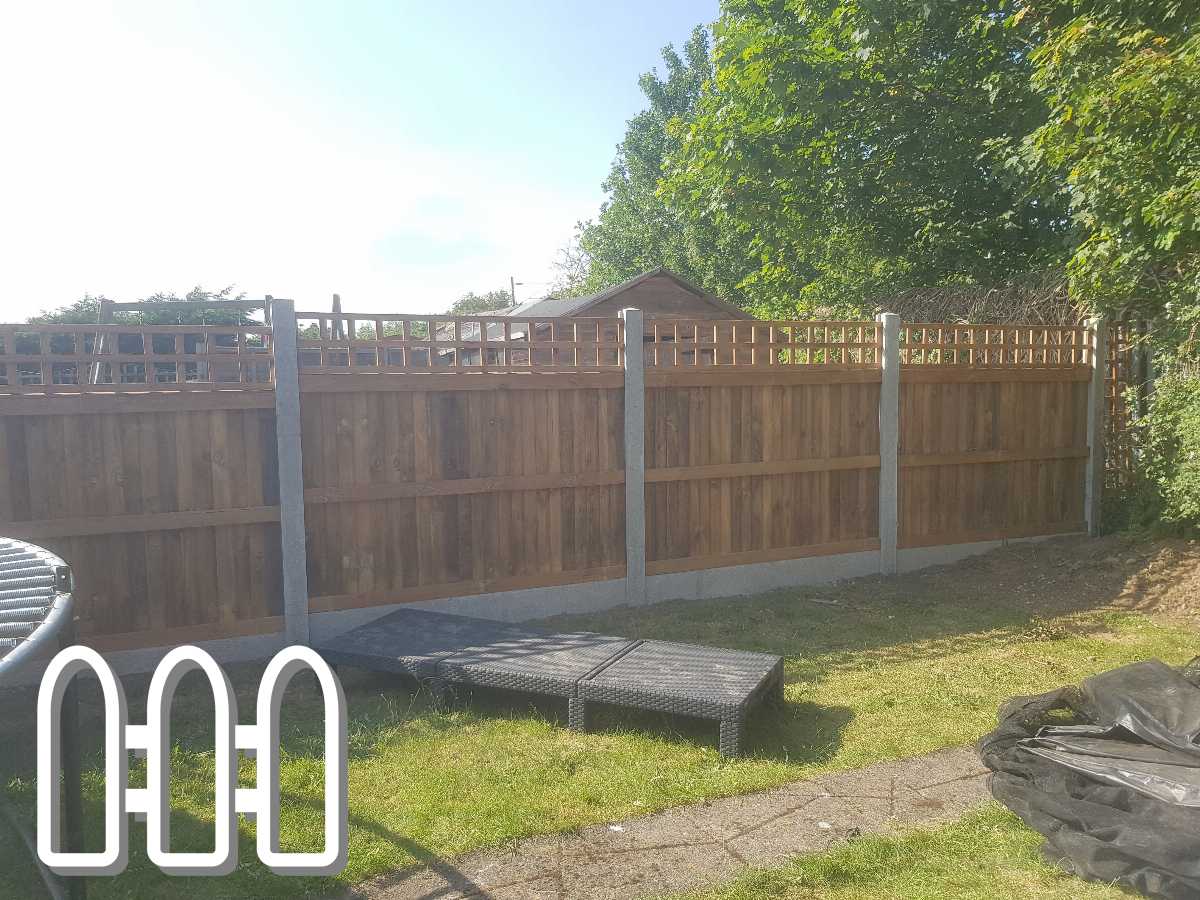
[1018,1,1200,342]
[27,285,253,325]
[1027,1,1200,529]
[549,237,593,298]
[446,289,513,315]
[575,26,756,302]
[570,0,1198,329]
[665,0,1071,317]
[1126,371,1200,531]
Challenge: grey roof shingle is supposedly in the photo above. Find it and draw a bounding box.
[504,295,596,318]
[495,267,750,320]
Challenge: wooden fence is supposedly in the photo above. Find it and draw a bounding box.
[896,323,1092,547]
[640,322,882,578]
[0,310,1109,652]
[0,325,282,650]
[1106,320,1149,491]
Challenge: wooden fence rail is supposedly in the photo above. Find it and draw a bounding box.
[0,307,1116,654]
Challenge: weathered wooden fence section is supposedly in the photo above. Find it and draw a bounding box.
[0,325,283,651]
[642,328,884,575]
[0,309,1108,655]
[896,323,1094,548]
[291,313,628,617]
[299,374,629,613]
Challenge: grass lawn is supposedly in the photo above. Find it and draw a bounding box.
[665,803,1133,900]
[0,538,1194,899]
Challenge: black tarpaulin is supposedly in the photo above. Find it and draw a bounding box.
[978,658,1200,900]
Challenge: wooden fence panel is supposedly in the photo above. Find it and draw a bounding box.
[0,400,283,647]
[0,313,1104,655]
[897,374,1089,548]
[644,376,882,574]
[301,378,626,612]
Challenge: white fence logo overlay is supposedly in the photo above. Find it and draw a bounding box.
[37,645,348,877]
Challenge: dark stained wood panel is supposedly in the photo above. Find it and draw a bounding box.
[300,383,626,611]
[897,378,1088,548]
[0,402,282,641]
[644,379,881,568]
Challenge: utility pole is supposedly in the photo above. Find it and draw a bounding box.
[331,293,343,340]
[510,275,517,309]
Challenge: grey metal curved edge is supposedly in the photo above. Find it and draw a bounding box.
[0,536,79,900]
[0,536,74,685]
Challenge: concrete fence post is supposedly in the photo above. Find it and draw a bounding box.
[1085,317,1108,537]
[269,298,311,644]
[619,308,647,605]
[876,313,900,575]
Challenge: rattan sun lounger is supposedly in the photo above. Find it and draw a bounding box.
[436,630,637,729]
[575,640,785,756]
[317,607,784,756]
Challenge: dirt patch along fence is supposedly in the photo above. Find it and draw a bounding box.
[0,308,1108,655]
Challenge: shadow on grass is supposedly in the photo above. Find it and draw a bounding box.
[541,537,1170,680]
[425,680,856,765]
[0,537,1144,783]
[0,535,1185,898]
[269,791,489,900]
[0,770,484,900]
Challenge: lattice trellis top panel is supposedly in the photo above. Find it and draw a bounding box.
[293,312,625,373]
[644,320,881,368]
[899,323,1093,368]
[1106,322,1139,489]
[0,317,1101,394]
[0,324,275,394]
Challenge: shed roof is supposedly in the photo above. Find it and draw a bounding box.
[501,267,750,319]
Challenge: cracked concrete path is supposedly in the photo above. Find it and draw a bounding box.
[342,746,991,900]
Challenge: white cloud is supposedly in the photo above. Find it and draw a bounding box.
[0,3,600,321]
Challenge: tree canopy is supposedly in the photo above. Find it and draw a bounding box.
[446,289,513,316]
[27,286,254,325]
[572,26,759,303]
[569,0,1200,331]
[667,0,1071,316]
[1020,1,1200,339]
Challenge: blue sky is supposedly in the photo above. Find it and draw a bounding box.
[0,1,717,320]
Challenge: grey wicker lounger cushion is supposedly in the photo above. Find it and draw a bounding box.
[316,607,784,756]
[318,608,537,678]
[440,631,636,697]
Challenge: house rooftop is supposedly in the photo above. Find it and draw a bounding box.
[499,267,749,319]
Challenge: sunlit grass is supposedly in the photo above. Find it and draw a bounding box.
[666,803,1131,900]
[0,584,1193,899]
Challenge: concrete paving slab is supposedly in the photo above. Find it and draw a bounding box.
[562,806,742,857]
[558,842,745,900]
[343,746,990,900]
